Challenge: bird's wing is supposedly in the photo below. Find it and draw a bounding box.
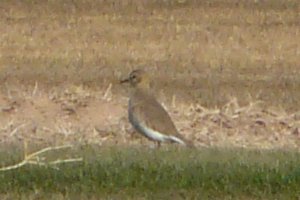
[130,90,185,140]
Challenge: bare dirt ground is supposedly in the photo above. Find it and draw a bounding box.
[1,0,300,149]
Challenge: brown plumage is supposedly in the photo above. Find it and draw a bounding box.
[121,69,194,148]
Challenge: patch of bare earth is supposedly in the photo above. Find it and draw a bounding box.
[0,84,299,150]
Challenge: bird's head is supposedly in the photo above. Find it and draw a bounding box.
[120,69,150,88]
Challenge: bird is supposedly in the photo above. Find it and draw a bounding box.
[120,69,194,148]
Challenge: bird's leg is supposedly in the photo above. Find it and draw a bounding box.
[156,141,161,149]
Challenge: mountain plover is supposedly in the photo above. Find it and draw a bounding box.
[121,69,194,148]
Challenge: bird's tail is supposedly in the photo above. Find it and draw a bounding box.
[168,136,196,148]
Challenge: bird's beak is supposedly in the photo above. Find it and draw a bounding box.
[120,78,130,84]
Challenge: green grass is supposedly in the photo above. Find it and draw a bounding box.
[0,146,300,199]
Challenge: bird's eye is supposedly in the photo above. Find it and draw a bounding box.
[131,75,136,79]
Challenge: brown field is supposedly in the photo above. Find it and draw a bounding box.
[0,0,300,149]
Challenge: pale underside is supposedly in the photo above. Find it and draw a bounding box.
[130,111,186,145]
